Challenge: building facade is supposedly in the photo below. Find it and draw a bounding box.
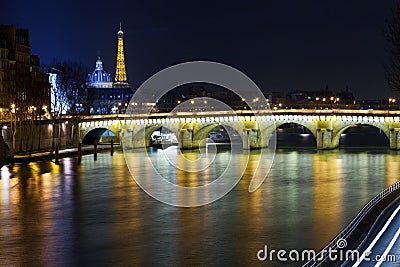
[0,25,50,117]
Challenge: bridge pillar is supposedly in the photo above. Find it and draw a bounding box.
[129,126,150,149]
[389,128,400,150]
[132,135,148,148]
[179,129,193,150]
[316,129,336,150]
[315,117,338,150]
[247,129,262,149]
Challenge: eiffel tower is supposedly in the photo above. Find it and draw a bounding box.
[113,22,129,87]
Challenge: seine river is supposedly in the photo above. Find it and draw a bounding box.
[0,130,399,266]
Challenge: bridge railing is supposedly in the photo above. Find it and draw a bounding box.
[3,108,400,124]
[76,109,400,121]
[303,180,400,267]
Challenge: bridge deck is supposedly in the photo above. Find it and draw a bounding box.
[76,109,400,120]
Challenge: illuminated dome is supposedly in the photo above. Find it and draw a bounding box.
[87,57,113,88]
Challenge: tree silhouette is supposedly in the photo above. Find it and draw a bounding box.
[46,60,89,116]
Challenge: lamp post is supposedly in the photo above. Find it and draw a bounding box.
[252,97,260,109]
[315,97,320,109]
[10,104,16,152]
[389,98,396,111]
[51,110,59,152]
[112,106,118,114]
[37,105,47,150]
[29,106,36,152]
[190,99,195,112]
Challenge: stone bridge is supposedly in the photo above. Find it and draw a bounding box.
[1,109,400,167]
[78,109,400,150]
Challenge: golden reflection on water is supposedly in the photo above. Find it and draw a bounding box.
[385,153,400,186]
[110,154,147,266]
[311,151,344,249]
[0,160,66,266]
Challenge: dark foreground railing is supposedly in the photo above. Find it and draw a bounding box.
[303,180,400,267]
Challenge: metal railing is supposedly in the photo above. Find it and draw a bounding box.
[303,180,400,267]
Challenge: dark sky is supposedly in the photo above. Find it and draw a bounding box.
[3,1,397,99]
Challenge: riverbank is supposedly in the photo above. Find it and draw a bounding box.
[10,144,120,163]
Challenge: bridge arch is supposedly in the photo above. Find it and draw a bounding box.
[192,123,219,147]
[192,123,244,148]
[146,125,179,147]
[129,124,181,148]
[261,120,317,148]
[82,128,117,145]
[332,123,390,148]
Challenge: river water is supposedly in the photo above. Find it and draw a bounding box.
[0,132,399,266]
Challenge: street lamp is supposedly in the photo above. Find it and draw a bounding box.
[389,98,396,110]
[315,97,320,109]
[10,103,16,151]
[252,97,260,109]
[28,106,37,152]
[42,105,48,119]
[112,106,118,114]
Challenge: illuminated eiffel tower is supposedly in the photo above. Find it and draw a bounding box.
[113,22,129,87]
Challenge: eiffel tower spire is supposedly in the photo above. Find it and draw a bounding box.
[114,22,129,87]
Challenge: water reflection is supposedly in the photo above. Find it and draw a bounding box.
[311,151,344,248]
[0,160,80,266]
[0,148,398,266]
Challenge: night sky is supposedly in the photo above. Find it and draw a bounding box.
[3,1,397,99]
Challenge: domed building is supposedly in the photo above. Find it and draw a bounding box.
[87,57,113,88]
[86,24,134,114]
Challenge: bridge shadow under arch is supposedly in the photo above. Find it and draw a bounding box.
[147,126,178,147]
[337,124,389,149]
[268,122,317,149]
[193,124,244,148]
[82,128,117,145]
